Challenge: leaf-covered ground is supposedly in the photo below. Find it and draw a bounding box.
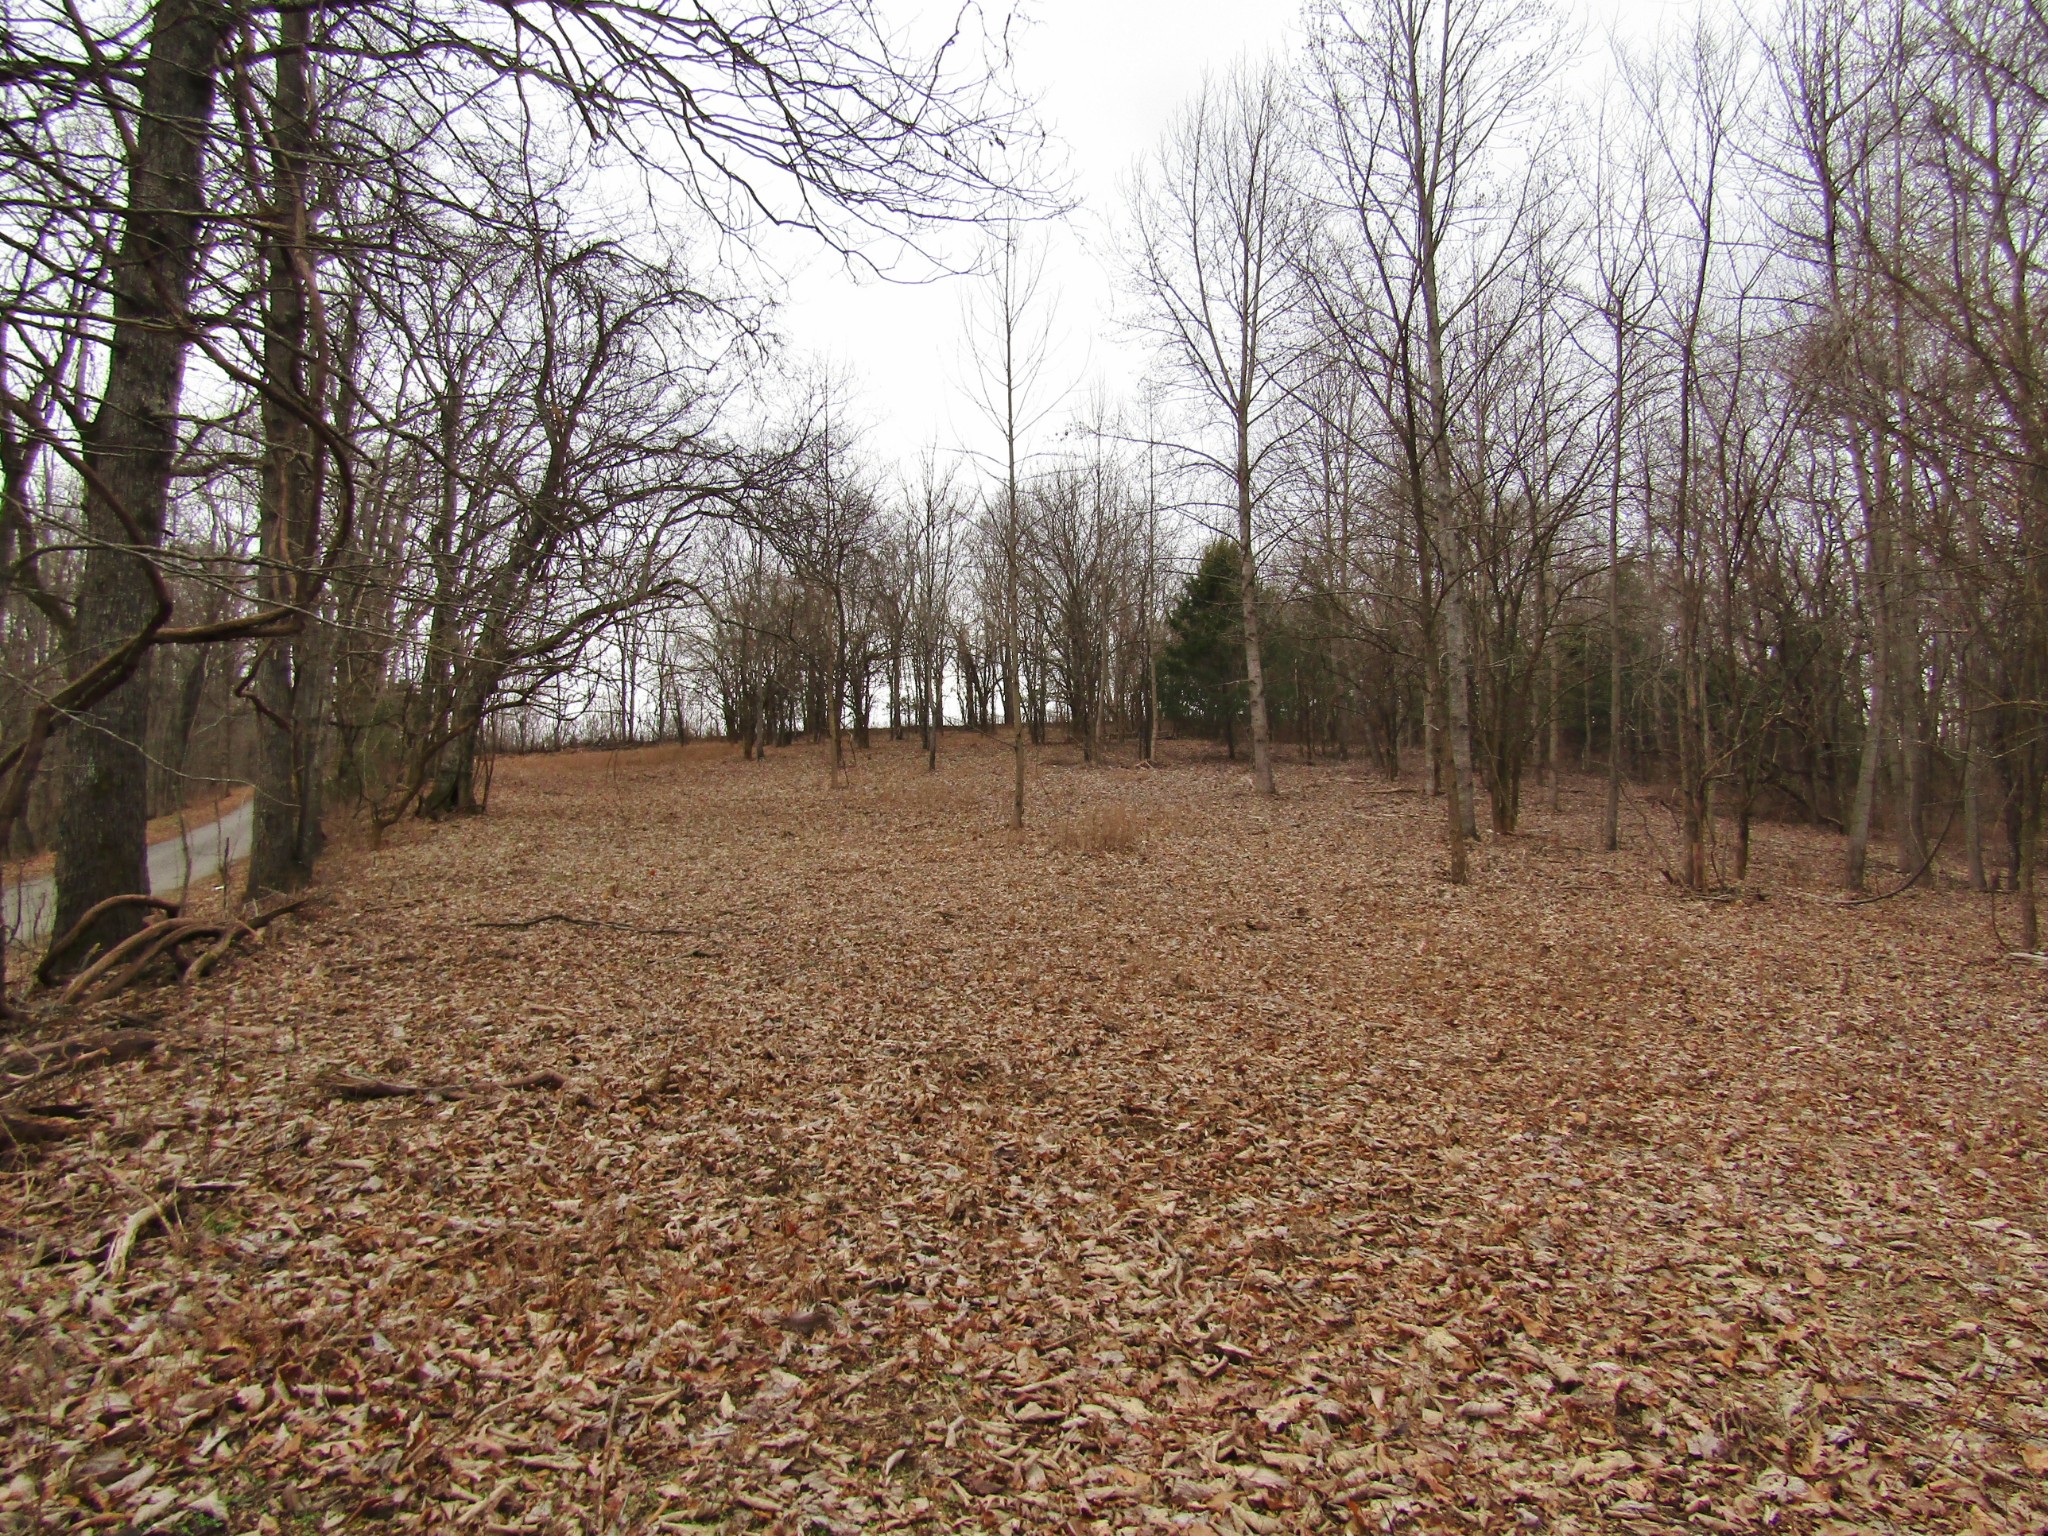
[3,735,2044,1534]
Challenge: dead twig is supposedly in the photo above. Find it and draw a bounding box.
[473,913,694,936]
[0,1029,158,1096]
[103,1191,182,1283]
[246,892,314,929]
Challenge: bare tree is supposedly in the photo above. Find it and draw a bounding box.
[901,457,961,772]
[1627,21,1749,892]
[42,0,236,958]
[1589,92,1655,854]
[1128,61,1302,797]
[962,224,1061,825]
[1303,0,1564,877]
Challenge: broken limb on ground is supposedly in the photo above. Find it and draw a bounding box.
[0,736,2042,1534]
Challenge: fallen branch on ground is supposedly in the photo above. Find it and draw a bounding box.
[0,1110,89,1152]
[246,893,314,928]
[473,913,695,936]
[318,1068,565,1101]
[0,1029,159,1096]
[104,1192,180,1282]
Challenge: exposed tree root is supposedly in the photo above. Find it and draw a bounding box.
[36,895,180,986]
[0,1030,161,1161]
[0,1029,159,1095]
[54,893,315,1005]
[59,921,234,1005]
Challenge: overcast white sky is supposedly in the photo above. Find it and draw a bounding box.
[769,0,1689,477]
[769,0,1304,473]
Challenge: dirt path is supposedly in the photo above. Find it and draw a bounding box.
[1,737,2042,1533]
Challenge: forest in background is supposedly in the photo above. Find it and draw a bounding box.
[2,0,2046,987]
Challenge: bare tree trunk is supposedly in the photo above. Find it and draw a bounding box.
[1144,636,1159,766]
[250,2,321,899]
[1538,550,1561,812]
[830,593,848,788]
[1548,630,1563,813]
[1142,449,1161,766]
[1445,600,1478,842]
[1008,620,1024,828]
[1965,708,1987,892]
[1238,422,1275,797]
[2020,779,2040,953]
[1845,594,1886,890]
[1418,523,1465,882]
[1418,194,1473,851]
[1890,537,1929,881]
[52,0,227,957]
[1431,641,1467,884]
[1605,392,1623,851]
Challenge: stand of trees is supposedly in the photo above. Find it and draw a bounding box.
[676,0,2048,950]
[5,0,2045,996]
[0,0,1036,990]
[1107,0,2048,940]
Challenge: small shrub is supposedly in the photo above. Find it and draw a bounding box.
[1056,804,1147,854]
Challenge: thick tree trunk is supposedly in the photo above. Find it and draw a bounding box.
[1417,221,1472,855]
[1007,618,1024,828]
[1430,642,1467,885]
[51,0,227,959]
[2020,777,2040,953]
[1142,633,1158,765]
[249,3,321,899]
[1890,592,1929,881]
[425,725,479,815]
[1844,448,1889,890]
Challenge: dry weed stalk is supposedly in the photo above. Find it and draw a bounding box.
[1055,803,1148,854]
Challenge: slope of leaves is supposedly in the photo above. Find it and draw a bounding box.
[1,735,2043,1534]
